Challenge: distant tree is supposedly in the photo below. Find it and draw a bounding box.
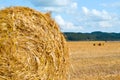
[64,32,120,41]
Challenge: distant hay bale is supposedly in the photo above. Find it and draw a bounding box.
[93,43,96,46]
[0,6,69,80]
[98,43,102,46]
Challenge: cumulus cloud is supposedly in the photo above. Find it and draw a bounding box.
[99,21,113,28]
[82,6,112,21]
[28,0,78,13]
[82,7,89,15]
[65,2,78,14]
[42,7,63,13]
[29,0,70,7]
[78,6,119,28]
[71,2,78,9]
[55,15,83,32]
[28,0,120,32]
[101,2,120,8]
[0,6,5,10]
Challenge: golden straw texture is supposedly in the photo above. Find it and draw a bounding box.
[0,6,69,80]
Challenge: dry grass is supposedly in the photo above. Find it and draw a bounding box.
[0,6,69,80]
[68,41,120,80]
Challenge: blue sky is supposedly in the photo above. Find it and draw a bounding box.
[0,0,120,33]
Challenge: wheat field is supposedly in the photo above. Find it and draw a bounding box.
[68,41,120,80]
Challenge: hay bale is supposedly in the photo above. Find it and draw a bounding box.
[98,43,102,46]
[93,43,96,46]
[0,6,69,80]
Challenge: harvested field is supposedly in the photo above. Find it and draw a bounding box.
[68,41,120,80]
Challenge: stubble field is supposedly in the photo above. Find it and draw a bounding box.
[68,41,120,80]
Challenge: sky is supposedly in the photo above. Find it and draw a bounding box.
[0,0,120,33]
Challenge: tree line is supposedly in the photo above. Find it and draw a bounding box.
[63,31,120,41]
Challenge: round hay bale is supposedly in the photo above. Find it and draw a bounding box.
[0,6,69,80]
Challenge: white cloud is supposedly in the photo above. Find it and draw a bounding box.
[101,2,120,8]
[29,0,78,14]
[92,9,101,16]
[42,7,63,13]
[99,21,113,28]
[82,7,89,15]
[71,2,78,9]
[78,6,120,28]
[55,15,83,32]
[55,15,65,26]
[0,6,6,10]
[82,7,112,21]
[29,0,70,7]
[92,9,112,21]
[65,2,78,14]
